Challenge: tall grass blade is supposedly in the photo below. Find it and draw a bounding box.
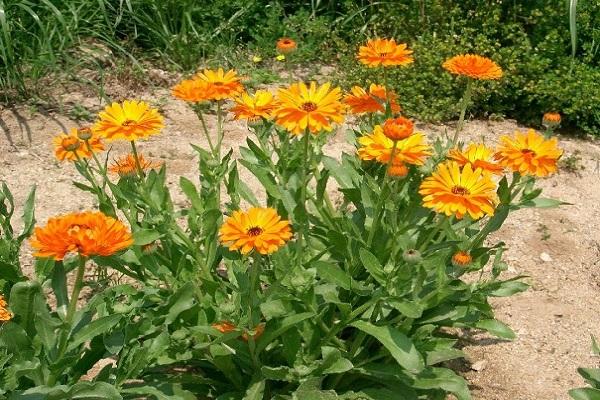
[569,0,578,58]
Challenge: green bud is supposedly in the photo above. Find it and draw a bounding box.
[402,249,422,264]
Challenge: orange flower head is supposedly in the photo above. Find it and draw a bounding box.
[419,161,498,220]
[231,90,279,122]
[358,125,432,166]
[195,68,245,101]
[274,81,344,135]
[30,211,133,260]
[448,143,504,175]
[494,129,562,177]
[383,117,414,141]
[442,54,503,80]
[357,38,414,68]
[219,207,292,255]
[277,38,297,54]
[77,127,93,141]
[388,162,409,178]
[0,308,12,322]
[172,78,215,103]
[343,84,401,114]
[94,100,164,141]
[242,323,265,342]
[0,294,6,308]
[542,112,561,127]
[109,153,162,177]
[212,321,237,334]
[451,251,472,267]
[53,128,105,162]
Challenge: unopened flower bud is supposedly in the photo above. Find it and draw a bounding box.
[402,249,422,264]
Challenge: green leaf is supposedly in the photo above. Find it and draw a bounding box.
[358,248,386,286]
[592,336,600,356]
[521,197,570,208]
[9,280,43,336]
[413,367,471,400]
[17,185,36,241]
[474,319,516,339]
[488,280,529,297]
[67,314,122,352]
[180,177,203,212]
[69,381,122,399]
[164,282,196,324]
[133,229,161,246]
[578,368,600,387]
[242,376,265,400]
[351,320,424,373]
[314,261,351,290]
[256,312,315,355]
[569,388,600,400]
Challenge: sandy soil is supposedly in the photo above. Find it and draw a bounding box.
[1,83,599,399]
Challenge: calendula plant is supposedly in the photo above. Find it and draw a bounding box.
[569,337,600,400]
[0,38,565,399]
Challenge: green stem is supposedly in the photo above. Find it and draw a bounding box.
[366,140,398,246]
[130,140,145,179]
[195,106,216,155]
[296,128,312,266]
[382,67,392,117]
[453,79,473,144]
[48,256,87,386]
[216,101,224,159]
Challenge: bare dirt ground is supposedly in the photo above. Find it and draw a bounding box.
[1,82,600,399]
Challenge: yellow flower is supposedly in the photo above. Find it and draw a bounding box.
[276,54,286,62]
[30,211,133,261]
[252,55,263,63]
[442,54,503,80]
[195,68,245,101]
[219,207,292,255]
[53,128,104,162]
[93,100,164,141]
[494,129,562,177]
[0,293,10,322]
[343,84,401,114]
[357,125,431,166]
[109,153,162,177]
[357,38,414,68]
[448,143,504,175]
[274,82,344,135]
[419,161,498,220]
[231,90,279,122]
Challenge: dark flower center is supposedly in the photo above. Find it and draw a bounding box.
[301,102,318,112]
[451,186,470,196]
[122,119,137,126]
[378,52,389,57]
[521,149,536,157]
[213,82,224,86]
[247,226,264,237]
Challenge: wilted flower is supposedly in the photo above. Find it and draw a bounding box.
[402,249,422,264]
[53,128,104,162]
[343,84,401,114]
[109,153,162,177]
[448,143,504,175]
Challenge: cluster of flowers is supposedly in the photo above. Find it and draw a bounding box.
[40,37,562,282]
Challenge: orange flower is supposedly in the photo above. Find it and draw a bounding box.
[93,100,164,141]
[419,161,498,219]
[451,251,472,267]
[0,294,6,308]
[219,207,292,255]
[30,211,133,260]
[383,117,414,141]
[343,84,401,114]
[542,112,561,127]
[448,143,504,175]
[242,323,265,342]
[195,68,244,101]
[276,37,297,54]
[231,90,279,122]
[494,129,562,177]
[0,293,11,322]
[357,38,414,68]
[274,82,344,135]
[53,128,105,162]
[442,54,502,80]
[172,78,215,103]
[109,153,162,177]
[388,162,409,178]
[357,125,431,166]
[212,321,237,334]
